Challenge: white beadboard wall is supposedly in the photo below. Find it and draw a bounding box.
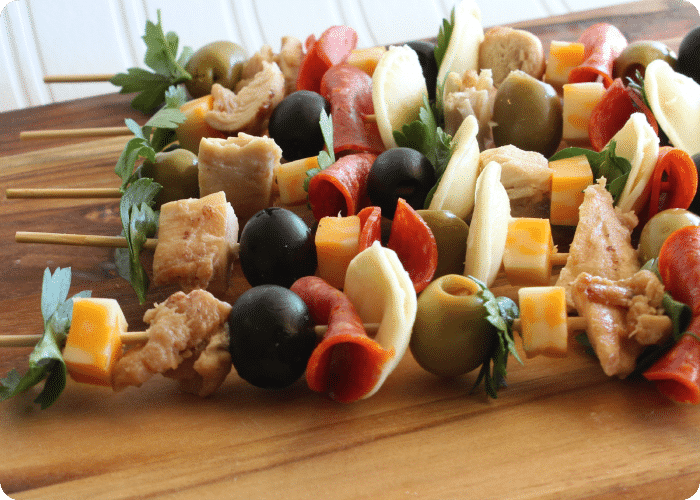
[1,0,640,113]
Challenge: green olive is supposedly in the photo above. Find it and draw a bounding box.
[410,274,497,377]
[185,41,247,98]
[613,40,678,83]
[139,149,200,206]
[492,70,563,157]
[416,209,469,279]
[638,208,700,263]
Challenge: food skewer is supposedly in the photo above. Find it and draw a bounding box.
[19,126,133,140]
[43,73,116,83]
[6,187,122,199]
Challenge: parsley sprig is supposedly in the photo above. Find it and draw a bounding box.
[549,140,632,204]
[469,277,522,399]
[114,85,187,303]
[304,109,335,191]
[0,268,91,409]
[393,95,453,207]
[434,7,454,72]
[110,10,193,113]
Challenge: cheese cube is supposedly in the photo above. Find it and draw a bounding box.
[549,155,593,226]
[545,41,586,89]
[63,298,127,386]
[315,215,361,289]
[347,46,387,76]
[503,217,554,286]
[562,82,606,141]
[518,286,568,358]
[274,156,318,205]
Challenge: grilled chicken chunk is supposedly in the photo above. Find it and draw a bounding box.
[571,270,671,378]
[198,133,282,227]
[555,179,639,310]
[152,191,239,297]
[112,289,233,396]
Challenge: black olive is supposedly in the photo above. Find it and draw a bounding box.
[405,41,438,101]
[688,153,700,215]
[239,207,317,288]
[268,90,331,161]
[367,147,436,219]
[676,26,700,85]
[228,285,317,389]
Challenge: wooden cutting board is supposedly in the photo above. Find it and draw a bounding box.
[1,2,700,499]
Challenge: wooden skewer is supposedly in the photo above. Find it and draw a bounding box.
[6,187,122,199]
[43,73,116,83]
[15,231,158,250]
[20,126,132,140]
[0,323,382,348]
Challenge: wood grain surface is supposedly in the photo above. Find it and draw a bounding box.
[1,1,699,499]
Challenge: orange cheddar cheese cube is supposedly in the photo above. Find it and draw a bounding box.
[63,298,127,386]
[274,156,319,205]
[549,155,593,226]
[562,82,606,142]
[517,286,568,358]
[176,95,227,154]
[503,217,554,286]
[315,215,361,289]
[346,46,387,76]
[545,41,586,89]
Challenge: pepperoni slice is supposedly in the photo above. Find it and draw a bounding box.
[357,206,382,251]
[588,78,658,152]
[386,199,438,293]
[320,63,385,156]
[296,26,358,93]
[290,276,394,403]
[307,153,377,220]
[569,23,627,88]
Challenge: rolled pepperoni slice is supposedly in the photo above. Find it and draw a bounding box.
[569,23,627,88]
[307,152,377,220]
[387,199,438,293]
[589,78,658,151]
[290,276,394,403]
[320,63,385,156]
[296,26,358,93]
[357,206,382,251]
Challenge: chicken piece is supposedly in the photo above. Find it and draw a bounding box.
[442,69,497,149]
[111,289,233,394]
[555,179,640,309]
[571,270,671,378]
[198,133,282,226]
[478,145,552,218]
[234,36,303,97]
[478,26,546,87]
[152,191,239,297]
[205,61,285,135]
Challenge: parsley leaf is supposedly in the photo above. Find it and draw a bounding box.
[304,109,335,192]
[116,178,161,304]
[434,7,455,70]
[469,277,522,399]
[110,10,192,113]
[0,268,91,409]
[393,94,453,207]
[549,140,632,204]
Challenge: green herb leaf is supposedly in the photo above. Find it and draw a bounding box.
[110,10,192,113]
[434,7,455,70]
[549,140,632,204]
[393,94,453,207]
[468,277,522,399]
[118,178,161,304]
[304,109,335,191]
[0,268,91,409]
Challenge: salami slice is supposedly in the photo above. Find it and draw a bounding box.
[569,23,627,88]
[357,206,382,251]
[290,276,394,403]
[307,152,377,220]
[296,26,358,93]
[387,199,438,293]
[320,63,385,155]
[589,78,658,152]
